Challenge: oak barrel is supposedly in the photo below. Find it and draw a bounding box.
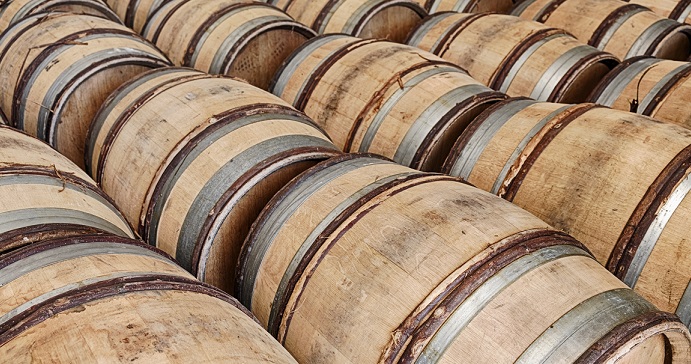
[0,13,170,168]
[0,0,121,32]
[104,0,170,32]
[589,56,691,128]
[425,0,516,14]
[0,125,133,255]
[443,99,691,325]
[265,0,427,43]
[271,34,506,171]
[512,0,691,61]
[87,67,340,294]
[624,0,691,25]
[236,153,691,363]
[142,0,315,89]
[408,12,619,103]
[0,233,298,363]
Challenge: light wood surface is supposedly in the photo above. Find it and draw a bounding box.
[425,0,516,13]
[104,0,171,32]
[0,0,121,33]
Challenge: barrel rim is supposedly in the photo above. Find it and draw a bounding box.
[0,223,109,257]
[586,55,654,103]
[589,3,649,49]
[347,0,428,38]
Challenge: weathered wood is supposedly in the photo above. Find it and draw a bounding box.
[589,56,691,128]
[271,35,505,171]
[408,12,619,103]
[0,0,121,33]
[512,0,691,61]
[0,13,170,168]
[0,234,297,363]
[142,0,315,90]
[104,0,171,32]
[237,153,691,363]
[425,0,516,14]
[265,0,427,43]
[444,99,691,326]
[88,67,340,294]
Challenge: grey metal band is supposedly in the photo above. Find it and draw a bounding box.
[267,170,420,331]
[393,84,494,168]
[208,15,290,73]
[0,271,184,328]
[592,58,661,107]
[447,99,537,179]
[85,67,189,175]
[175,135,335,272]
[625,18,680,59]
[317,0,348,34]
[595,6,648,50]
[530,45,600,101]
[415,244,591,363]
[239,156,394,308]
[271,34,351,101]
[407,12,457,48]
[358,66,461,153]
[0,241,172,287]
[531,0,559,21]
[676,280,691,327]
[147,112,319,245]
[678,6,691,23]
[141,0,174,37]
[516,288,655,363]
[623,171,691,288]
[451,0,473,12]
[639,63,691,114]
[342,0,382,35]
[490,105,572,195]
[511,0,538,17]
[498,33,564,93]
[10,0,44,25]
[188,5,250,68]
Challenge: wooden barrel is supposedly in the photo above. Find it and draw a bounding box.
[624,0,691,24]
[0,0,121,32]
[0,233,298,363]
[589,56,691,129]
[87,67,340,294]
[512,0,691,61]
[104,0,171,33]
[0,125,133,255]
[142,0,315,90]
[408,12,619,103]
[443,99,691,325]
[236,153,691,363]
[0,13,170,168]
[271,35,506,171]
[266,0,428,43]
[425,0,516,14]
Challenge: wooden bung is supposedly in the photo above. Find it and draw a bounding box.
[589,56,691,129]
[87,67,340,294]
[443,99,691,326]
[424,0,517,14]
[512,0,691,61]
[264,0,428,43]
[408,12,619,103]
[623,0,691,25]
[0,234,298,363]
[0,13,170,168]
[104,0,171,33]
[236,153,691,363]
[0,125,133,256]
[142,0,315,90]
[271,34,506,172]
[0,0,121,33]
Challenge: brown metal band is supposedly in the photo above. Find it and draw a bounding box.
[403,11,451,45]
[350,1,427,37]
[148,0,193,44]
[589,4,648,48]
[0,275,255,346]
[294,38,382,111]
[441,97,532,175]
[489,28,568,90]
[608,144,691,276]
[268,33,331,94]
[670,0,691,22]
[411,90,506,169]
[345,60,461,151]
[383,229,586,363]
[547,51,619,102]
[586,55,652,103]
[433,12,488,56]
[534,0,568,23]
[95,73,213,184]
[575,311,681,364]
[641,64,691,116]
[312,0,342,31]
[278,174,463,342]
[0,224,108,257]
[503,104,601,201]
[125,0,141,27]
